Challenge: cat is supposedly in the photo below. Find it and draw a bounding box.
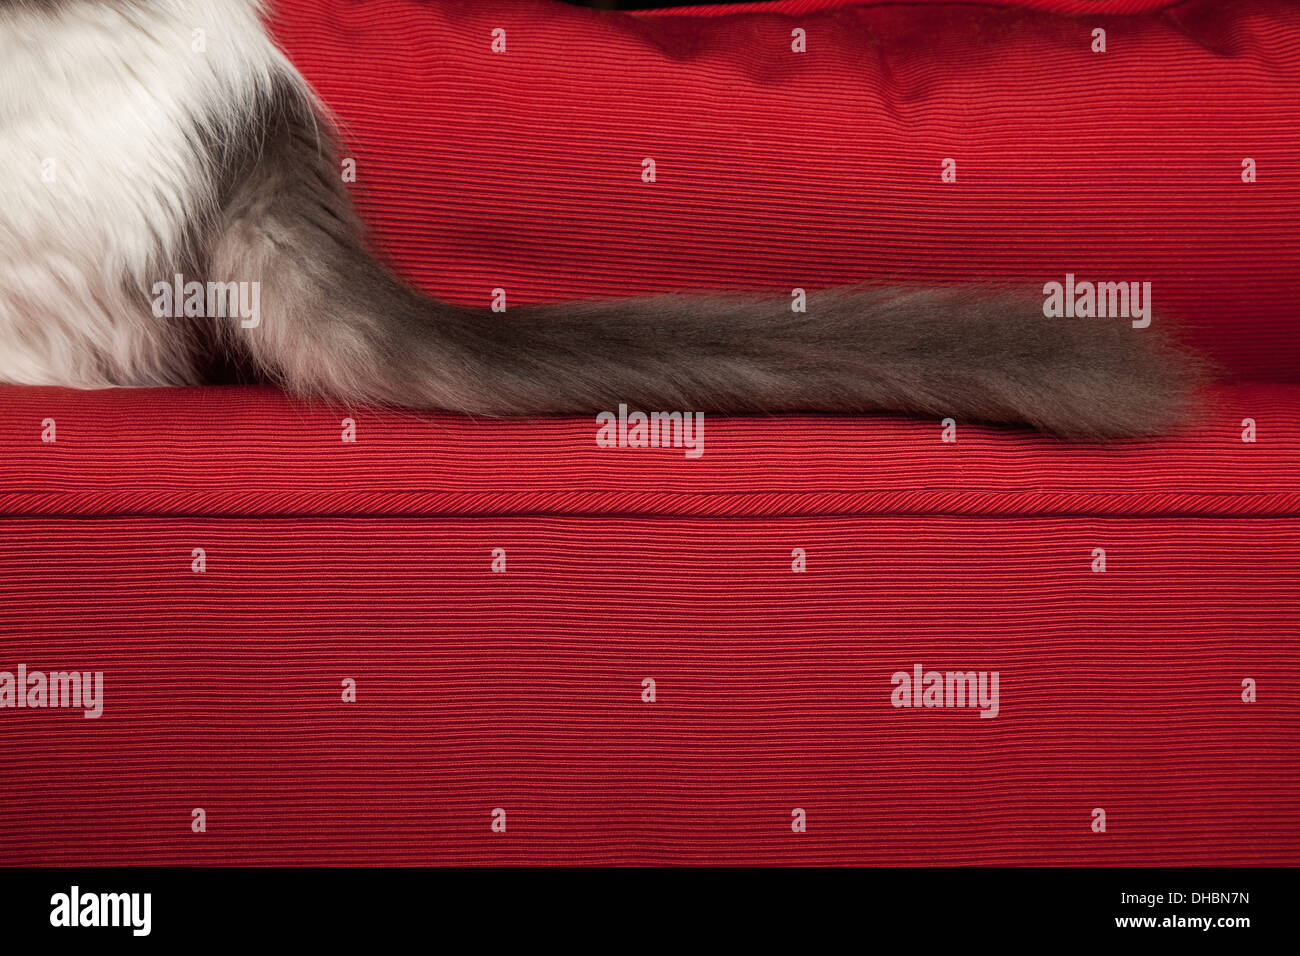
[0,0,1200,437]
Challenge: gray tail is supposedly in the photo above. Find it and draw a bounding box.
[206,75,1202,440]
[441,284,1202,438]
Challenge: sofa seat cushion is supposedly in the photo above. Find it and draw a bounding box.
[0,383,1297,864]
[1,383,1296,520]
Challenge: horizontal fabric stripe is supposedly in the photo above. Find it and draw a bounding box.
[0,516,1296,864]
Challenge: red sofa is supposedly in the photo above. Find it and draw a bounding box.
[1,0,1297,864]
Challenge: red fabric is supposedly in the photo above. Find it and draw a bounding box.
[268,0,1300,381]
[3,0,1299,866]
[0,384,1297,520]
[1,383,1298,865]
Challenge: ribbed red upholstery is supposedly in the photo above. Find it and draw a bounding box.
[2,0,1298,865]
[2,511,1297,865]
[1,383,1298,864]
[0,384,1297,521]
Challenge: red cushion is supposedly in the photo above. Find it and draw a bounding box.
[267,0,1300,381]
[1,384,1296,520]
[1,383,1298,864]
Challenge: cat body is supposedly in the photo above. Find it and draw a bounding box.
[0,0,280,386]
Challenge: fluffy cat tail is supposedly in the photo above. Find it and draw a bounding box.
[208,77,1202,439]
[246,273,1201,439]
[440,284,1203,438]
[349,282,1204,438]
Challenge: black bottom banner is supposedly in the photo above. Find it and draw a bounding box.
[0,865,1284,945]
